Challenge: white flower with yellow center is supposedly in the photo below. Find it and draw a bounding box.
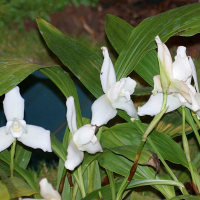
[0,86,52,152]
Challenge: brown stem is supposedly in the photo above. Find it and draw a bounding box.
[58,173,66,195]
[128,152,141,182]
[67,172,74,188]
[192,182,200,195]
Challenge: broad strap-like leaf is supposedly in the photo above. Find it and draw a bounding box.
[0,150,39,193]
[114,3,200,80]
[83,178,183,200]
[51,133,66,162]
[37,18,103,99]
[0,177,37,199]
[0,55,50,95]
[97,152,178,199]
[14,143,32,169]
[156,112,193,138]
[100,123,188,167]
[40,66,83,128]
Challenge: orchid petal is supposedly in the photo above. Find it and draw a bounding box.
[112,98,138,119]
[39,178,61,200]
[3,86,24,121]
[65,139,84,170]
[18,119,27,133]
[189,90,200,112]
[0,126,15,152]
[73,124,95,146]
[100,47,116,93]
[5,121,13,134]
[189,56,199,93]
[91,94,117,126]
[66,96,77,134]
[121,77,137,95]
[138,93,181,116]
[155,36,173,79]
[173,46,192,82]
[169,79,191,103]
[18,125,52,152]
[78,139,103,154]
[152,75,162,95]
[107,80,125,103]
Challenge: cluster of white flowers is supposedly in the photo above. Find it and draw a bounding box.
[138,36,200,117]
[65,46,138,170]
[2,36,199,200]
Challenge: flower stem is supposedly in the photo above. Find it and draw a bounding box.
[10,140,16,178]
[106,169,116,200]
[116,94,169,200]
[135,119,188,195]
[77,166,86,198]
[182,106,199,194]
[191,112,200,146]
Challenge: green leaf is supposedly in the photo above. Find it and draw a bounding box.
[0,150,39,193]
[97,151,177,199]
[37,18,103,98]
[109,145,157,167]
[105,14,158,85]
[83,176,183,200]
[130,191,158,200]
[40,66,83,128]
[0,55,50,95]
[56,126,70,190]
[134,87,152,95]
[105,4,200,86]
[114,3,200,80]
[100,123,188,167]
[51,133,66,162]
[156,112,193,138]
[170,195,200,200]
[15,143,31,169]
[0,177,37,199]
[105,14,133,54]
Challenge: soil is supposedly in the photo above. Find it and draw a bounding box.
[26,0,200,58]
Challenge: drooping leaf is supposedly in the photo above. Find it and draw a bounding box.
[0,55,51,96]
[37,18,103,98]
[40,66,83,128]
[114,4,200,81]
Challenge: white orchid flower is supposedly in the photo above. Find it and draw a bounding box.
[19,178,61,200]
[65,96,103,171]
[91,47,138,126]
[138,36,200,116]
[0,86,52,152]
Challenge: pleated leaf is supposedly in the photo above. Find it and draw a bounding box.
[14,143,32,169]
[37,18,103,99]
[100,123,188,167]
[156,112,193,138]
[0,55,50,96]
[0,150,39,194]
[0,177,37,200]
[105,4,200,85]
[83,178,183,200]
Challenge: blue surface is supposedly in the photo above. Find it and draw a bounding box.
[0,70,95,166]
